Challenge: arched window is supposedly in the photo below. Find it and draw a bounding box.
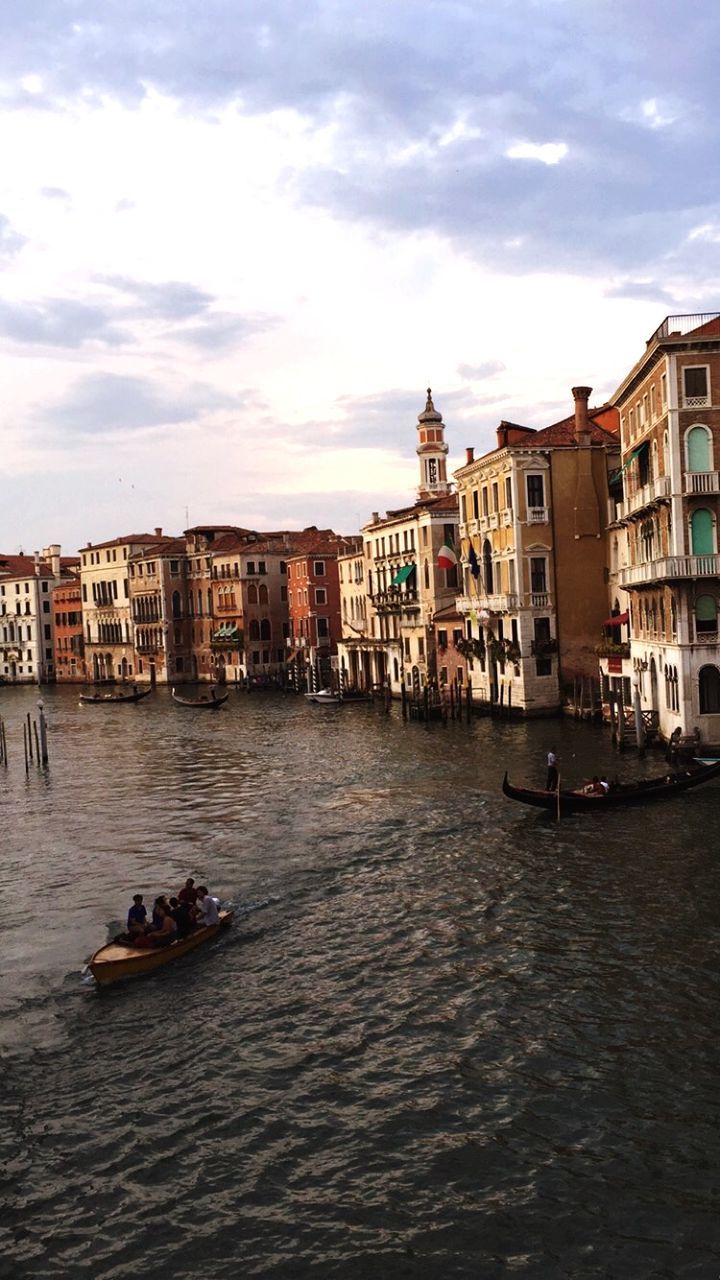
[695,594,717,636]
[424,559,429,590]
[691,508,714,555]
[671,597,677,636]
[249,619,260,641]
[172,590,181,618]
[686,424,712,473]
[663,428,669,475]
[699,665,720,713]
[260,619,271,641]
[247,584,258,604]
[259,584,269,604]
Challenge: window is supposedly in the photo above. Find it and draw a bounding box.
[505,476,512,509]
[472,490,479,520]
[530,558,547,592]
[686,425,712,473]
[683,366,709,406]
[650,385,656,419]
[691,508,714,556]
[258,561,267,574]
[695,595,717,636]
[315,588,327,605]
[247,562,255,575]
[699,665,720,713]
[661,372,667,407]
[317,617,329,639]
[527,474,545,509]
[314,561,325,576]
[482,488,489,517]
[438,629,448,648]
[492,482,499,512]
[170,560,179,574]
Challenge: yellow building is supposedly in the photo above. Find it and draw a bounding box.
[454,389,620,714]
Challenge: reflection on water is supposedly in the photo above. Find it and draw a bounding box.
[2,686,720,1278]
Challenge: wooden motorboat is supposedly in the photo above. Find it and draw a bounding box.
[89,910,234,985]
[79,687,152,705]
[171,687,228,709]
[305,688,343,705]
[502,758,720,814]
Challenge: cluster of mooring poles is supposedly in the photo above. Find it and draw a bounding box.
[20,701,50,772]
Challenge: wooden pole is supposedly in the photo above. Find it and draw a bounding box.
[26,712,33,761]
[401,680,407,720]
[23,722,29,773]
[556,773,561,822]
[465,679,472,723]
[33,720,41,766]
[508,684,512,717]
[1,719,7,766]
[38,704,49,765]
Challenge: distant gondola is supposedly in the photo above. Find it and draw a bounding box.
[502,758,720,814]
[79,687,152,705]
[171,687,228,710]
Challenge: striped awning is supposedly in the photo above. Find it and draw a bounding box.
[391,563,415,586]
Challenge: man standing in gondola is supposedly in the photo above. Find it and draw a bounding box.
[546,749,559,792]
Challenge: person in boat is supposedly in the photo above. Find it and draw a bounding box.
[545,750,559,791]
[150,895,172,930]
[599,776,610,794]
[195,886,220,927]
[132,902,177,948]
[168,895,192,939]
[178,878,198,907]
[126,894,148,939]
[582,776,605,795]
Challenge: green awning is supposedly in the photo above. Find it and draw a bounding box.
[617,442,648,475]
[391,563,415,586]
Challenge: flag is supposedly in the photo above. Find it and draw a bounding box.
[437,540,457,570]
[468,544,480,579]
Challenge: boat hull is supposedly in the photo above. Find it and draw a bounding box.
[502,761,720,813]
[79,689,152,704]
[89,911,233,985]
[171,689,228,709]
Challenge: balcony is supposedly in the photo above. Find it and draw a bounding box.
[619,553,720,586]
[136,641,163,655]
[501,508,513,526]
[595,640,631,658]
[616,474,670,519]
[528,591,552,609]
[215,599,239,613]
[527,506,549,523]
[371,589,420,613]
[652,313,720,341]
[456,592,519,614]
[684,471,720,494]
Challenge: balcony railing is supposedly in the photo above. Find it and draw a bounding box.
[652,313,720,341]
[215,599,239,612]
[528,591,551,609]
[617,474,670,519]
[371,589,420,611]
[684,471,720,494]
[596,641,631,658]
[684,395,711,409]
[527,506,549,523]
[620,554,720,586]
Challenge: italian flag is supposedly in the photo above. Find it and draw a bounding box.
[437,540,457,570]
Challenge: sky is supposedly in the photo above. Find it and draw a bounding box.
[1,0,720,555]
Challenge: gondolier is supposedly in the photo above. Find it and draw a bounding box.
[546,749,559,791]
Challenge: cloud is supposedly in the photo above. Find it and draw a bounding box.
[506,141,568,165]
[40,185,70,200]
[0,297,131,348]
[0,213,26,258]
[35,371,239,435]
[97,274,214,320]
[177,311,278,349]
[457,360,506,381]
[604,280,680,305]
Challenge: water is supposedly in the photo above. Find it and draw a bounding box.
[2,686,720,1278]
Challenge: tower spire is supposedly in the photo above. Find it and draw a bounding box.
[416,387,450,500]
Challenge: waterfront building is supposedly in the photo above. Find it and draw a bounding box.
[610,312,720,746]
[0,546,77,684]
[80,531,176,683]
[339,390,459,697]
[337,545,371,689]
[128,538,187,684]
[52,577,86,682]
[207,529,290,685]
[454,389,620,715]
[286,537,358,689]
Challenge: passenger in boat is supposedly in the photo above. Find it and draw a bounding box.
[545,750,559,791]
[178,877,198,907]
[169,895,192,939]
[132,903,177,947]
[150,895,172,930]
[126,894,148,939]
[599,776,610,794]
[583,776,605,795]
[196,886,220,927]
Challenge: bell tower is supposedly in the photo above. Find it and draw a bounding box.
[416,388,451,500]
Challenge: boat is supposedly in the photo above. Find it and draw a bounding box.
[79,687,152,705]
[305,688,343,705]
[171,687,229,709]
[502,758,720,813]
[89,910,234,985]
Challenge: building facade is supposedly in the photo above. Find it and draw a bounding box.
[611,312,720,745]
[0,546,76,684]
[454,389,620,714]
[53,577,86,682]
[80,531,176,683]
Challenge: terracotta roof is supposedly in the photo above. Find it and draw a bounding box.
[81,533,178,552]
[0,555,55,579]
[375,492,459,525]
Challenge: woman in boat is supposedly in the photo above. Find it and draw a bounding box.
[132,903,177,948]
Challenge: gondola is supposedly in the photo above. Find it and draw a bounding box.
[89,911,233,985]
[171,687,228,709]
[502,758,720,814]
[79,687,152,705]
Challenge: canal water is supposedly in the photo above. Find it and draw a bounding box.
[1,686,719,1279]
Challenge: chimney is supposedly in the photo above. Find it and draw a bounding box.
[572,386,592,442]
[154,527,162,537]
[371,512,380,524]
[465,447,474,465]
